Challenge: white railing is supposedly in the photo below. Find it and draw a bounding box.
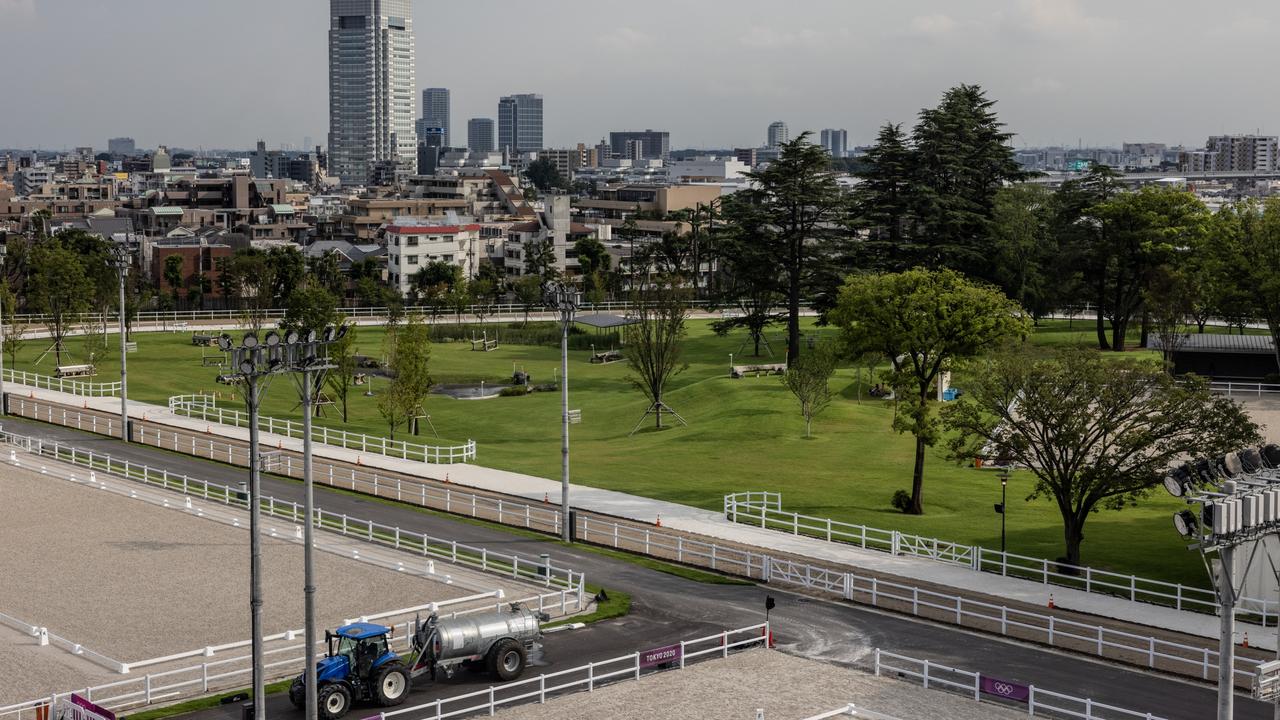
[2,368,121,397]
[0,430,585,602]
[1211,381,1280,398]
[379,623,769,720]
[870,649,1166,720]
[576,515,1266,686]
[167,394,477,464]
[722,492,1256,622]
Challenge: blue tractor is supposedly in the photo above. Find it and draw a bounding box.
[289,622,411,720]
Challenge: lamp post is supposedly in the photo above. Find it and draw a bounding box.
[0,243,8,415]
[110,245,131,442]
[999,468,1009,554]
[546,282,580,542]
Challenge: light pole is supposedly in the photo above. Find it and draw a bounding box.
[0,243,8,415]
[998,468,1009,554]
[546,282,580,542]
[110,245,131,442]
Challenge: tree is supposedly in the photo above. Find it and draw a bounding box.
[1,279,27,368]
[524,237,559,284]
[325,320,358,422]
[308,250,346,300]
[525,157,566,193]
[909,84,1029,277]
[723,134,847,365]
[831,268,1028,514]
[28,239,94,366]
[411,261,462,301]
[446,280,473,323]
[512,274,542,327]
[282,283,339,336]
[852,123,917,270]
[713,217,785,356]
[1052,164,1124,349]
[989,184,1059,320]
[943,349,1259,566]
[1216,199,1280,371]
[781,340,838,438]
[624,278,690,431]
[1144,264,1191,373]
[378,316,433,439]
[575,236,612,297]
[163,254,185,307]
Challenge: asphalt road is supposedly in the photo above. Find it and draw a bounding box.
[5,416,1274,720]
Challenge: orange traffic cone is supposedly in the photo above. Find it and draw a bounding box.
[544,492,550,504]
[655,515,662,527]
[1047,594,1055,609]
[1244,633,1250,648]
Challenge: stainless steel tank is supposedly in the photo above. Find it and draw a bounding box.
[432,605,541,660]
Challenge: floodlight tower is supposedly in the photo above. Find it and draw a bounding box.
[546,282,580,542]
[0,243,7,414]
[109,245,132,442]
[1166,446,1280,720]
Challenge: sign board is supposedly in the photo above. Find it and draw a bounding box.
[639,643,682,669]
[58,694,116,720]
[568,409,582,424]
[980,675,1031,703]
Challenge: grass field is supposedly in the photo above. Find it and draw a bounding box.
[9,317,1247,590]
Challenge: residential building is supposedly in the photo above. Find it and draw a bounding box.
[1122,143,1167,169]
[328,0,417,185]
[421,88,450,146]
[148,232,236,297]
[820,129,848,158]
[767,121,788,149]
[108,137,136,157]
[385,219,482,292]
[334,196,469,240]
[12,166,55,196]
[417,126,446,175]
[608,130,670,162]
[734,148,758,167]
[250,141,319,183]
[498,94,544,154]
[1204,135,1278,172]
[468,118,495,153]
[574,183,721,222]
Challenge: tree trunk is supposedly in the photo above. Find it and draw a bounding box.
[753,331,761,357]
[1094,298,1110,350]
[787,270,801,366]
[1111,318,1126,352]
[1139,310,1150,348]
[908,387,927,515]
[655,392,663,429]
[1269,323,1280,376]
[1063,517,1085,568]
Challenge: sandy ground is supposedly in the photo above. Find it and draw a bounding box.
[1240,397,1280,442]
[491,648,1026,720]
[0,461,533,704]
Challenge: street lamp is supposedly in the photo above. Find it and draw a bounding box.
[109,244,131,442]
[0,242,8,415]
[996,468,1009,554]
[545,282,580,542]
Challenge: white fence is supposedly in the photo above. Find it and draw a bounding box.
[870,649,1166,720]
[1211,381,1280,398]
[0,430,585,603]
[2,369,121,397]
[167,394,477,464]
[723,492,1262,623]
[378,624,769,720]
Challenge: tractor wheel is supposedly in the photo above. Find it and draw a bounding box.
[317,683,352,720]
[486,639,527,682]
[288,677,305,710]
[372,663,410,707]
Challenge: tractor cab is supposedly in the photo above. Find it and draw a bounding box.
[319,623,396,683]
[296,622,411,720]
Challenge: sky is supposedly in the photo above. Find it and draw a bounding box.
[3,0,1279,152]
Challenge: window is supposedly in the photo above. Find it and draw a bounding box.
[442,254,453,262]
[407,255,419,265]
[407,236,419,246]
[338,16,366,29]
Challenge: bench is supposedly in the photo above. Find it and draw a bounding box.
[55,364,96,378]
[191,333,216,347]
[730,363,787,379]
[590,350,623,364]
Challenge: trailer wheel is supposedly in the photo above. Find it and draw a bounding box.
[372,663,410,706]
[288,677,305,710]
[317,683,351,720]
[487,639,526,681]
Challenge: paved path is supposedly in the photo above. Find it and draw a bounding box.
[5,383,1271,653]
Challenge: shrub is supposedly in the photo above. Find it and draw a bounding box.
[890,490,912,513]
[499,386,529,397]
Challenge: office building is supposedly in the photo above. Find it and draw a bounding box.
[498,94,544,154]
[767,121,788,149]
[468,118,495,153]
[328,0,417,185]
[421,88,450,146]
[820,129,848,158]
[108,137,136,156]
[609,130,670,162]
[417,127,446,175]
[734,148,758,167]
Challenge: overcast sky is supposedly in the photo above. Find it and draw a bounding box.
[3,0,1278,152]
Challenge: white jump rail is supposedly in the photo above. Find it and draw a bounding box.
[870,648,1166,720]
[0,429,586,604]
[378,623,769,720]
[2,369,121,397]
[168,394,477,464]
[723,492,1270,623]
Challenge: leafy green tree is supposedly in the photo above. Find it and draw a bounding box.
[781,340,838,438]
[910,84,1029,276]
[625,277,690,430]
[1,279,27,368]
[574,236,612,296]
[989,184,1058,320]
[512,274,543,327]
[163,254,185,307]
[355,276,384,308]
[831,268,1028,514]
[282,283,339,335]
[1144,264,1192,373]
[325,320,358,422]
[411,260,462,301]
[1215,198,1280,370]
[723,133,847,364]
[378,316,433,439]
[1052,164,1124,349]
[308,251,346,299]
[28,239,94,366]
[714,213,785,356]
[525,157,566,193]
[852,123,917,270]
[524,237,559,284]
[447,279,473,323]
[944,349,1260,566]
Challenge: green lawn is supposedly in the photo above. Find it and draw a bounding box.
[9,318,1213,589]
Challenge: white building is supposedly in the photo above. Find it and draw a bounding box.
[328,0,417,186]
[820,129,848,158]
[669,156,749,182]
[767,121,788,149]
[385,218,482,294]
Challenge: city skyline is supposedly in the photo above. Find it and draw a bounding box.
[6,0,1280,151]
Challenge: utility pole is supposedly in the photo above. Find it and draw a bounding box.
[0,244,7,415]
[112,246,130,442]
[547,283,579,542]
